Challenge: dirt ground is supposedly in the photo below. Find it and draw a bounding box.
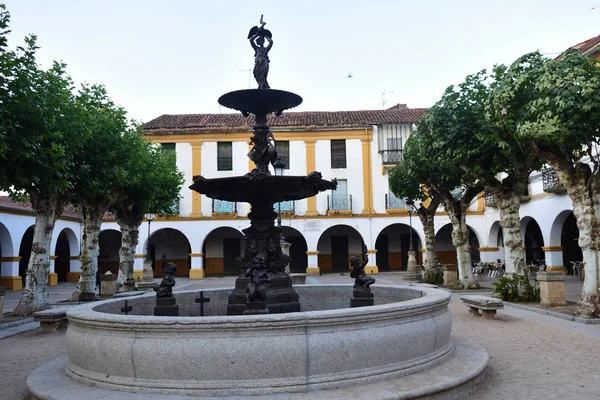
[0,328,66,400]
[1,298,600,399]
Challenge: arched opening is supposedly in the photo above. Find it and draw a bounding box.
[561,212,582,272]
[282,227,308,273]
[18,225,34,284]
[149,228,192,277]
[375,223,422,271]
[98,229,121,275]
[0,222,14,280]
[201,227,245,276]
[317,225,364,273]
[435,224,481,264]
[55,231,71,282]
[522,217,544,264]
[488,221,505,261]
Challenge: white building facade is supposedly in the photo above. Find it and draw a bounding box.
[0,106,580,289]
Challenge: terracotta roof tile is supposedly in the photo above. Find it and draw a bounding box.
[558,33,600,59]
[142,107,428,135]
[0,196,81,220]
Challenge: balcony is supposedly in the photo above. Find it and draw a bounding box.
[484,192,497,207]
[274,200,294,215]
[385,192,407,210]
[328,194,352,214]
[157,201,180,217]
[212,199,237,214]
[542,167,567,193]
[380,149,403,165]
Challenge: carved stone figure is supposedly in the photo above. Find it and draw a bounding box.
[245,256,271,303]
[350,246,375,292]
[248,15,273,90]
[154,253,177,298]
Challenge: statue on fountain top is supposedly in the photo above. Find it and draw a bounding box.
[248,15,273,90]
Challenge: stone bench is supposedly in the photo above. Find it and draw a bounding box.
[33,307,69,333]
[460,295,503,319]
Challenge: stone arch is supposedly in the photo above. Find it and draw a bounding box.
[550,210,583,273]
[375,223,422,271]
[149,228,192,277]
[282,227,308,273]
[549,210,574,246]
[488,220,503,248]
[18,225,35,284]
[316,225,365,273]
[435,223,481,264]
[201,227,245,276]
[54,228,78,282]
[0,222,14,258]
[98,229,122,275]
[520,217,545,264]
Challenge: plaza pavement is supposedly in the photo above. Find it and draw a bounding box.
[1,273,599,399]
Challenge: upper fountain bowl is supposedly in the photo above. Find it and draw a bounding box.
[218,89,302,116]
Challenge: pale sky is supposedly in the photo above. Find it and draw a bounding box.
[3,0,600,123]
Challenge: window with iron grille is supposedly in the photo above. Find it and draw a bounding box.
[331,140,346,169]
[217,142,233,171]
[276,141,290,169]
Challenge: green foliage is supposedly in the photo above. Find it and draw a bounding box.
[69,84,134,209]
[492,275,540,302]
[516,50,600,168]
[423,270,443,285]
[0,6,78,207]
[110,132,185,222]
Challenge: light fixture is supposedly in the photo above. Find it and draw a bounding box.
[406,200,416,252]
[273,157,286,227]
[145,213,155,261]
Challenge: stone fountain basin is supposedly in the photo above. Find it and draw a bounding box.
[64,285,452,397]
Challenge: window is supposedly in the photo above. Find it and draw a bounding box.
[217,142,232,171]
[387,137,402,150]
[331,140,346,169]
[276,141,290,169]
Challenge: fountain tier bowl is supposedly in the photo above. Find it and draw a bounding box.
[29,285,488,399]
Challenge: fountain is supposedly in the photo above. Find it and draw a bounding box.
[27,17,488,400]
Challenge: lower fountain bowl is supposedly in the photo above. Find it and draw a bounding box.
[28,285,488,399]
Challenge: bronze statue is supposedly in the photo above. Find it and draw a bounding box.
[350,245,375,292]
[248,15,273,89]
[154,253,177,298]
[245,255,271,303]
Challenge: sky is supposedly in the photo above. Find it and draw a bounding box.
[3,0,600,123]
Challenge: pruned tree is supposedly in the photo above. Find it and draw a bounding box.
[516,50,600,317]
[110,137,183,291]
[389,164,441,271]
[0,6,80,315]
[391,114,482,285]
[70,85,135,301]
[483,53,546,276]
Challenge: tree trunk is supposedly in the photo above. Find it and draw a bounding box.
[71,205,105,302]
[418,209,438,271]
[117,219,140,291]
[445,200,475,285]
[12,195,60,315]
[554,165,600,317]
[495,190,526,276]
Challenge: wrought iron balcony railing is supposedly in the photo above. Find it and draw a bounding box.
[484,192,497,207]
[328,194,352,211]
[212,199,237,213]
[542,167,567,193]
[385,192,407,209]
[158,201,180,216]
[274,200,294,213]
[380,149,403,165]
